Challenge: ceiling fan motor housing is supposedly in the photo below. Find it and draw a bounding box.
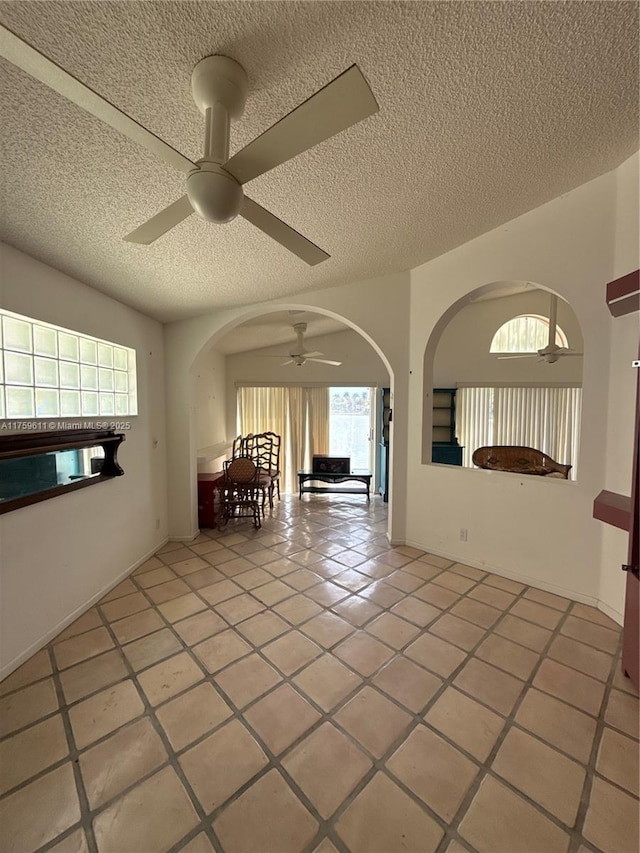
[187,161,243,222]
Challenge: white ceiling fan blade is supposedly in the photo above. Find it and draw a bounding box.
[301,351,324,359]
[240,197,329,265]
[0,24,195,175]
[306,358,342,366]
[280,360,295,366]
[224,64,378,185]
[497,354,539,360]
[124,196,194,244]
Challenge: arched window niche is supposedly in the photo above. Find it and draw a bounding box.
[490,314,568,353]
[422,282,584,480]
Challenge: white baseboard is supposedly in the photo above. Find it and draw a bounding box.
[596,599,624,627]
[171,530,201,543]
[403,538,601,607]
[0,538,168,682]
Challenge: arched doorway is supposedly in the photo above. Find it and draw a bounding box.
[164,299,406,542]
[193,310,391,496]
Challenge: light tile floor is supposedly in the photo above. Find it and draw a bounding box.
[1,496,638,853]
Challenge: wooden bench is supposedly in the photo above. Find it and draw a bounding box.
[298,470,372,500]
[472,446,571,478]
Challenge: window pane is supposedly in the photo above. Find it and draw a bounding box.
[97,343,113,368]
[3,316,32,352]
[59,332,79,362]
[34,325,58,357]
[114,371,128,393]
[81,391,99,416]
[36,388,59,417]
[99,393,115,415]
[80,338,97,365]
[5,351,33,385]
[114,347,128,371]
[490,315,568,352]
[6,386,35,417]
[99,368,114,391]
[60,390,81,417]
[34,357,59,388]
[80,365,98,390]
[329,387,372,470]
[59,361,80,389]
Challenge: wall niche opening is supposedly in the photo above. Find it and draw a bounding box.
[421,282,584,480]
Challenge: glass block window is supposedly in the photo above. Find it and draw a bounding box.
[0,309,137,419]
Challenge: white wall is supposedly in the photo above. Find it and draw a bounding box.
[163,155,637,620]
[193,346,228,473]
[434,289,583,387]
[407,153,638,618]
[598,152,640,616]
[164,271,410,542]
[223,327,390,442]
[0,244,167,676]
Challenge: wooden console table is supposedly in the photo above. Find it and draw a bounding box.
[298,470,372,501]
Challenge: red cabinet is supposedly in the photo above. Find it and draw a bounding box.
[197,473,223,530]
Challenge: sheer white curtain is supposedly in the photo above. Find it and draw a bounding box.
[237,385,290,484]
[305,387,330,469]
[286,387,306,495]
[237,387,289,445]
[457,385,582,478]
[237,385,331,494]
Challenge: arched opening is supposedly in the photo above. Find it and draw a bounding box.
[422,282,584,478]
[186,305,395,535]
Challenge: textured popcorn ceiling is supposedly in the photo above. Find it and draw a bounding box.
[0,1,637,322]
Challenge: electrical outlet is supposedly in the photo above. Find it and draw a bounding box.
[460,528,468,542]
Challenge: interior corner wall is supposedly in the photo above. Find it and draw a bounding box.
[406,154,639,615]
[0,244,167,677]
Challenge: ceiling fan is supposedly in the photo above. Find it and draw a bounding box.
[498,293,583,364]
[0,26,379,265]
[262,322,342,367]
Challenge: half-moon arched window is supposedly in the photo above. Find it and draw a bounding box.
[490,314,568,353]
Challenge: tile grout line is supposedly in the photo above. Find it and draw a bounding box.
[440,600,614,852]
[0,496,635,853]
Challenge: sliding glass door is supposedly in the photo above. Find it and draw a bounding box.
[329,387,375,471]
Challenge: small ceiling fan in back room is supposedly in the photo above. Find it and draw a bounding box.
[0,25,380,264]
[258,323,342,367]
[498,293,584,364]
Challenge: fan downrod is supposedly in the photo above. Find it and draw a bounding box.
[187,55,249,223]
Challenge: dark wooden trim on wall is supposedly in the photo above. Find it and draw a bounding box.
[0,429,125,514]
[593,489,632,532]
[606,269,640,317]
